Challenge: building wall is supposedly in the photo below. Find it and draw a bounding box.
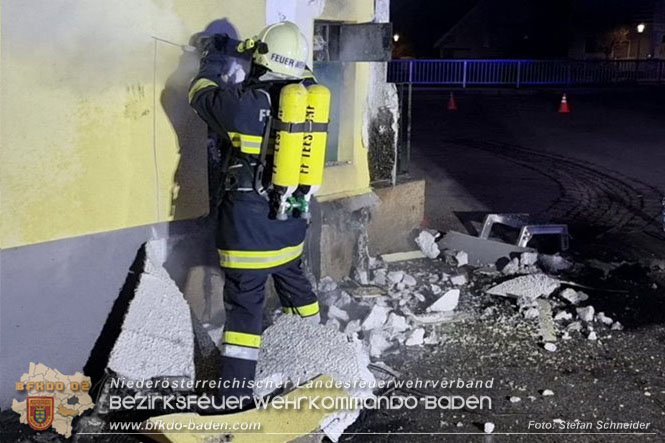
[0,0,377,408]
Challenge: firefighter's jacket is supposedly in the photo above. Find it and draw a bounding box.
[189,44,307,270]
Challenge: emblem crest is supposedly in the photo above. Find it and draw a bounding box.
[27,397,54,431]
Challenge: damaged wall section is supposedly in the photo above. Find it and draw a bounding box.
[366,0,399,184]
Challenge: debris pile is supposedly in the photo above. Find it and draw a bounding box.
[315,230,630,367]
[258,230,635,438]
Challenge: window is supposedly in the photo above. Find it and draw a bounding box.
[313,61,346,163]
[312,19,390,164]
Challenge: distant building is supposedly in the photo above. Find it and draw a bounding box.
[434,0,665,60]
[433,0,570,59]
[569,0,665,59]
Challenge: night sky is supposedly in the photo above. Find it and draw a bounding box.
[391,0,480,58]
[391,0,655,59]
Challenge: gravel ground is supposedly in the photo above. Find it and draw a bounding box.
[344,257,665,442]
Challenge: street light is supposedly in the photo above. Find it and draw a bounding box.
[393,33,400,43]
[636,23,645,60]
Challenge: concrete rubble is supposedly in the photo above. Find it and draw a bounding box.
[107,241,195,381]
[255,315,375,441]
[427,289,460,312]
[415,230,441,259]
[560,288,589,305]
[305,229,633,438]
[487,273,560,299]
[576,306,595,322]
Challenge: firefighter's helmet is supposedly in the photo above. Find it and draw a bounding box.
[253,21,309,80]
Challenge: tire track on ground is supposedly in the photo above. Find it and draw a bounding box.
[448,138,664,239]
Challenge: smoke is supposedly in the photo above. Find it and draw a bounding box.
[3,0,190,87]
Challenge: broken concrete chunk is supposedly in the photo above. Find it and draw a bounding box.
[321,410,361,442]
[424,330,440,345]
[440,231,535,266]
[455,251,469,267]
[348,286,385,299]
[361,305,391,331]
[587,331,598,341]
[576,306,595,322]
[539,254,573,273]
[450,274,468,286]
[328,305,350,323]
[523,307,540,320]
[402,274,417,287]
[108,242,195,381]
[319,276,338,292]
[380,250,426,263]
[544,343,557,352]
[430,284,443,295]
[560,288,589,305]
[509,396,521,403]
[500,257,521,275]
[537,299,557,342]
[596,312,614,325]
[405,328,425,346]
[387,270,405,285]
[520,252,539,267]
[542,389,554,396]
[373,270,387,286]
[354,269,370,285]
[554,311,573,321]
[427,289,460,312]
[484,422,495,434]
[611,322,624,331]
[368,331,393,358]
[567,321,583,331]
[384,313,409,333]
[486,273,560,299]
[415,230,441,259]
[255,315,375,399]
[410,311,470,325]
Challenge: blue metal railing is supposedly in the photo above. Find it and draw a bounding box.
[388,59,665,87]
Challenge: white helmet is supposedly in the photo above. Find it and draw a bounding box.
[253,21,309,80]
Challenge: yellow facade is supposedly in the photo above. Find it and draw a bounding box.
[0,0,373,249]
[317,0,374,201]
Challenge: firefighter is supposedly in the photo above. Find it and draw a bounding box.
[188,22,326,406]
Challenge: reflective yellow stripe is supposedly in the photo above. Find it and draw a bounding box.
[283,301,320,318]
[223,331,262,348]
[227,132,263,155]
[219,243,304,270]
[188,78,218,103]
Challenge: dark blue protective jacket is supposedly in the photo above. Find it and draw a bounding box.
[189,42,307,270]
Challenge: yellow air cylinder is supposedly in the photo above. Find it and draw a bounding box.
[299,84,331,187]
[272,83,308,188]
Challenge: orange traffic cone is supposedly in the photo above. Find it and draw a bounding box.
[558,93,570,113]
[447,92,458,111]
